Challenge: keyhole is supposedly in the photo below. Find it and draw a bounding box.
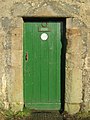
[26,52,28,61]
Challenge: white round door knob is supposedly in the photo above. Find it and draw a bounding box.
[41,33,48,41]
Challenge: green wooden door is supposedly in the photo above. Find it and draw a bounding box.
[23,22,62,110]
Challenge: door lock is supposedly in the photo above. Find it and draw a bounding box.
[25,52,28,61]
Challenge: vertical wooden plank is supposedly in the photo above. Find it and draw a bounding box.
[48,23,57,103]
[56,23,61,103]
[24,23,33,103]
[32,23,41,102]
[40,31,49,103]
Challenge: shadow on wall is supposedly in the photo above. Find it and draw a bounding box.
[60,19,66,112]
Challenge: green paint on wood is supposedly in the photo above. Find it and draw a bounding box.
[23,22,62,110]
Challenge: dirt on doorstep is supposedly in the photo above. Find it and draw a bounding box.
[31,111,90,120]
[0,110,90,120]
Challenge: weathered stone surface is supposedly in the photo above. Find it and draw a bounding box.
[87,32,90,56]
[0,0,90,114]
[65,26,83,105]
[1,17,12,31]
[11,50,22,67]
[11,27,22,50]
[9,66,23,111]
[65,103,80,114]
[33,5,57,16]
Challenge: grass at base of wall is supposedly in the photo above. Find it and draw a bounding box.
[0,108,31,120]
[75,111,90,118]
[0,108,90,120]
[62,111,90,120]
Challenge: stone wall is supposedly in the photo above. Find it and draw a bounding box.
[0,0,90,114]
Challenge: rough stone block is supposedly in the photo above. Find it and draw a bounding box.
[11,50,22,67]
[10,102,23,112]
[87,16,90,28]
[11,28,22,50]
[65,103,80,114]
[85,57,90,69]
[84,102,90,112]
[86,10,90,15]
[65,68,82,103]
[34,5,57,16]
[0,31,5,51]
[9,67,23,104]
[66,18,73,29]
